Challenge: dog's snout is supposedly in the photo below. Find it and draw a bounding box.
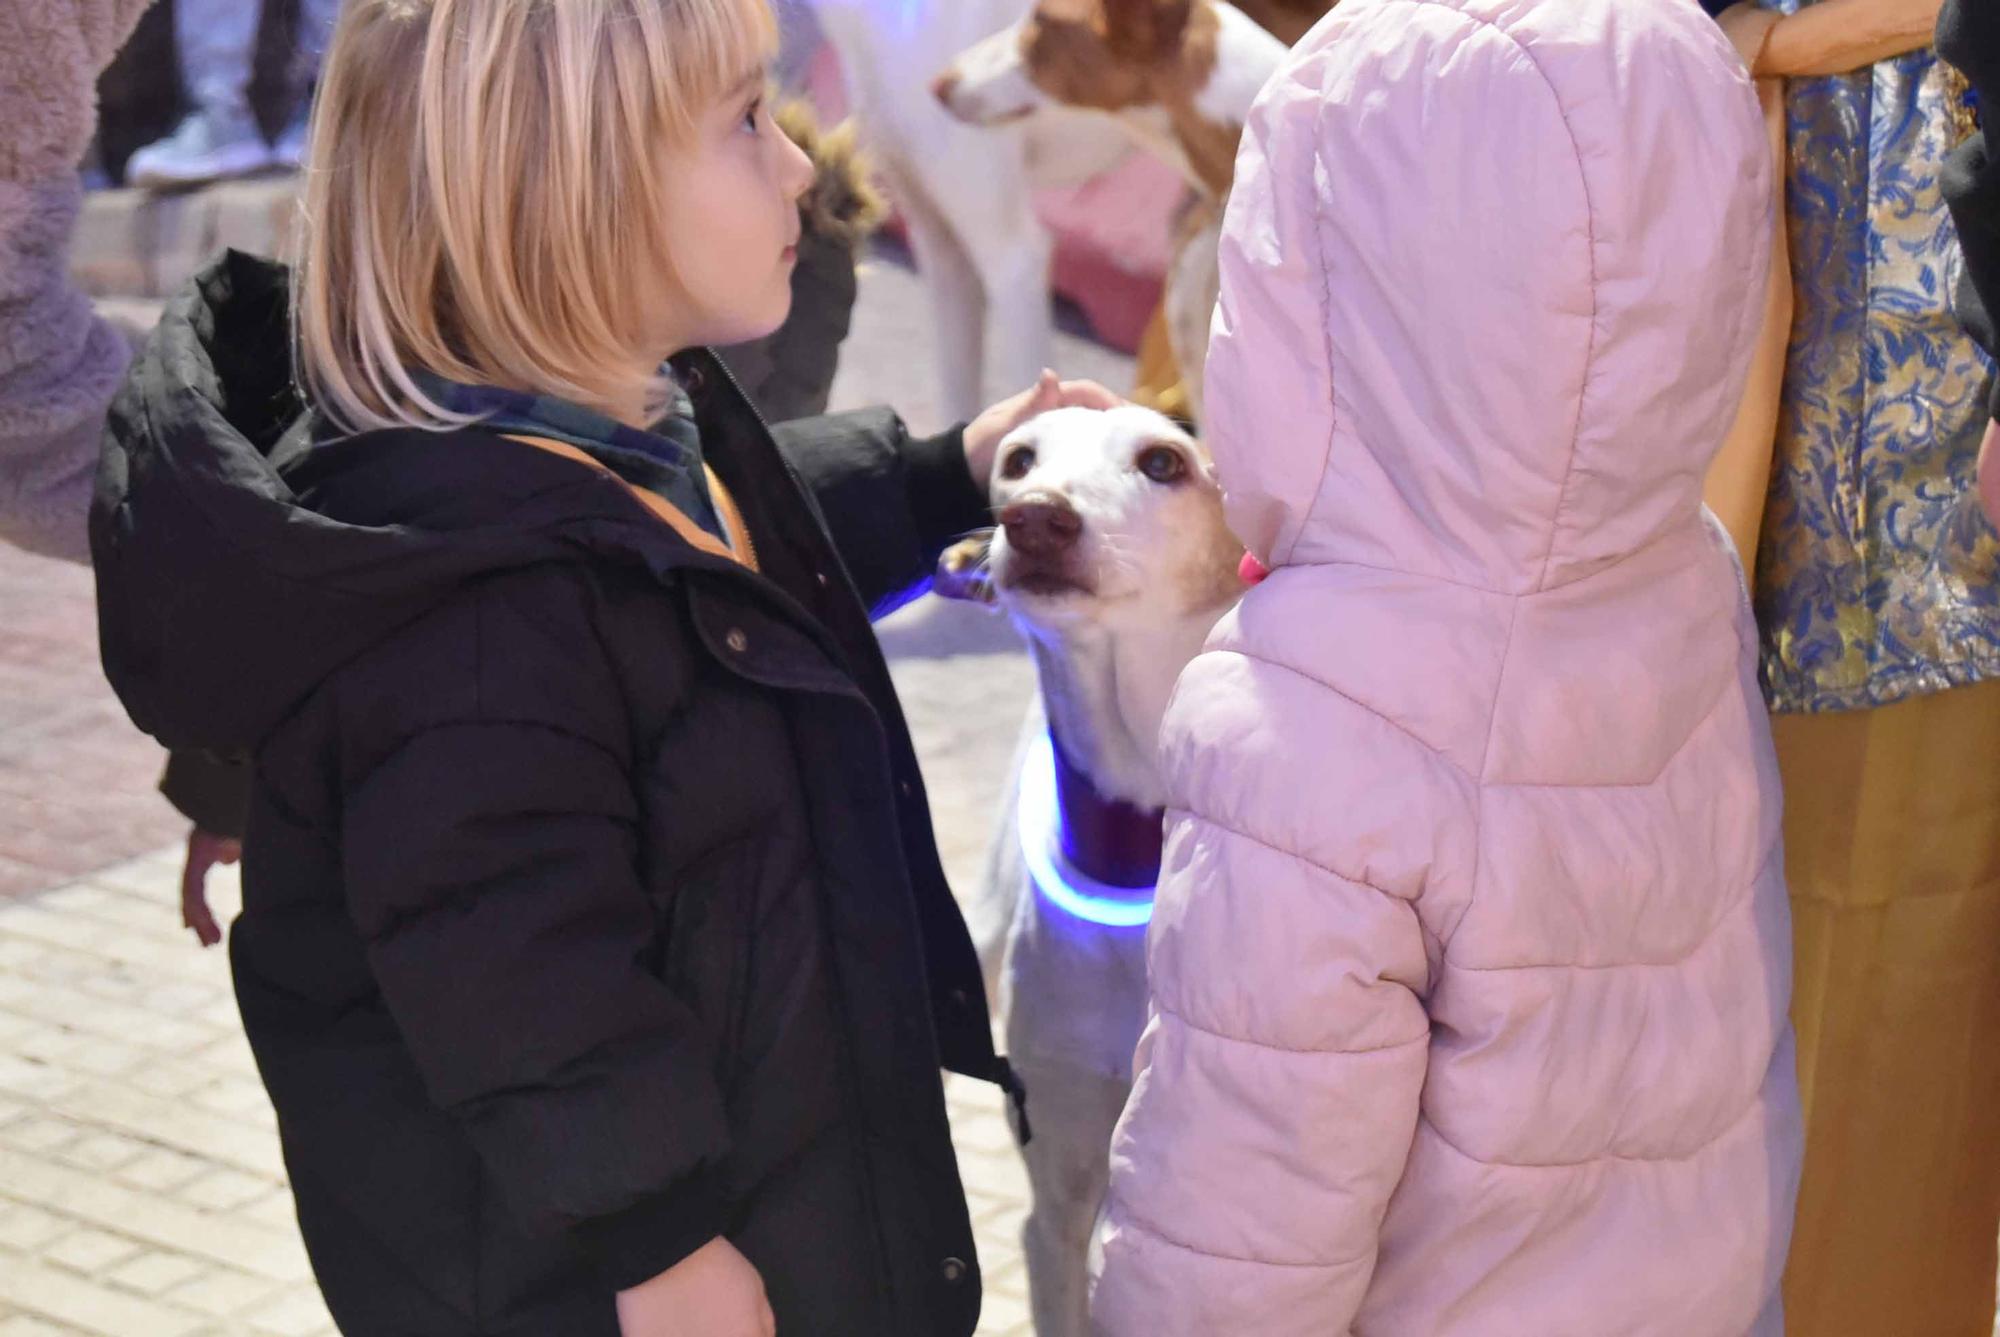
[1000,493,1083,558]
[930,70,960,110]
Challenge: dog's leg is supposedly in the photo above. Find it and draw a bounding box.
[917,130,1054,414]
[1003,861,1152,1337]
[970,221,1056,411]
[1013,1055,1132,1337]
[1164,199,1224,428]
[899,191,990,422]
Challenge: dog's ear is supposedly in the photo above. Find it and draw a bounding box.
[935,530,999,606]
[1098,0,1194,59]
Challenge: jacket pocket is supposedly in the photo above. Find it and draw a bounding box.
[686,581,860,701]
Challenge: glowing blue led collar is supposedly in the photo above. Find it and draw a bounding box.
[1018,732,1156,928]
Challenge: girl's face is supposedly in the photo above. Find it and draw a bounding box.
[651,70,815,356]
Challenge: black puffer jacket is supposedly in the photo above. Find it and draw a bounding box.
[92,253,1012,1336]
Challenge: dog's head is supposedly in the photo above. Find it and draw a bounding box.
[932,0,1300,195]
[971,405,1242,635]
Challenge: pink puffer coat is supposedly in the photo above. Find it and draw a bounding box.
[1092,0,1801,1332]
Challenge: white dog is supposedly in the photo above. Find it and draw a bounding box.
[950,405,1242,1337]
[800,0,1133,422]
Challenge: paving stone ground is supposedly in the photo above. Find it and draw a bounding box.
[0,233,1129,1334]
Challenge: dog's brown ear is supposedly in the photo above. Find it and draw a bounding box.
[1098,0,1194,59]
[935,530,999,605]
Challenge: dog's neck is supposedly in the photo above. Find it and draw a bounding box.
[1022,603,1226,812]
[1116,0,1287,200]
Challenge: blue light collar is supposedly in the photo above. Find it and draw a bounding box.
[1018,731,1159,928]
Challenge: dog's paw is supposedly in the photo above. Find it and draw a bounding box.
[935,531,998,605]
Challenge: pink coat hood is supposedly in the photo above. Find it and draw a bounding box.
[1093,0,1801,1331]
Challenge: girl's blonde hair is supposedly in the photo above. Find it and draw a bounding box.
[296,0,777,432]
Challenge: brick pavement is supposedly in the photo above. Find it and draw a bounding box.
[0,844,1036,1336]
[0,550,186,901]
[0,240,1129,1334]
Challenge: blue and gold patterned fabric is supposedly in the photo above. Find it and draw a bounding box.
[1754,0,2000,713]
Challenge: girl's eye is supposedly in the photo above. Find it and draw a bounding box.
[740,98,763,133]
[1000,446,1036,480]
[1137,445,1187,484]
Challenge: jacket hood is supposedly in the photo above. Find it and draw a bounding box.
[1206,0,1771,593]
[91,251,681,755]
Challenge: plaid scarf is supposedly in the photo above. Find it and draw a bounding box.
[409,371,725,544]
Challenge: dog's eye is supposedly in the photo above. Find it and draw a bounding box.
[1000,446,1037,481]
[1137,445,1187,485]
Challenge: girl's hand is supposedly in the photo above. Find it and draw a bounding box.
[180,827,240,948]
[964,370,1125,489]
[616,1238,774,1337]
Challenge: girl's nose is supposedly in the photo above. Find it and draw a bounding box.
[783,131,813,203]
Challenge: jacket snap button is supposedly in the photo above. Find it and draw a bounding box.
[725,627,748,654]
[898,780,914,799]
[941,1257,967,1285]
[815,571,830,588]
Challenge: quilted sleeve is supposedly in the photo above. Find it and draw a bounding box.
[1092,648,1441,1336]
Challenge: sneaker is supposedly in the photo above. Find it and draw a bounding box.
[126,109,274,190]
[271,102,312,171]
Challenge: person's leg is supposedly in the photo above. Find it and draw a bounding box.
[1778,677,2000,1336]
[127,0,271,187]
[294,0,343,76]
[273,0,344,165]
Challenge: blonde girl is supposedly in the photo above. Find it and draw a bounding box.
[91,0,1113,1331]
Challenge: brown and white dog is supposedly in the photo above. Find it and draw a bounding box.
[801,0,1136,423]
[934,0,1326,422]
[946,405,1241,1337]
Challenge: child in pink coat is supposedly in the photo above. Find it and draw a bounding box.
[1092,0,1802,1332]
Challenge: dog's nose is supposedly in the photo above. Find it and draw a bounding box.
[1000,494,1082,558]
[930,70,960,110]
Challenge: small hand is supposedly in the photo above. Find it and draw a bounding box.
[616,1237,774,1337]
[963,369,1125,490]
[180,827,240,948]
